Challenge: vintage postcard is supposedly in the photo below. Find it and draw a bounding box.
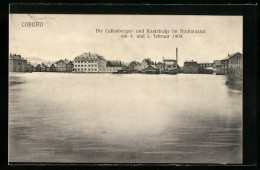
[9,14,243,164]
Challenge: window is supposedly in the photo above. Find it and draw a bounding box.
[75,69,77,71]
[88,68,90,71]
[84,68,86,71]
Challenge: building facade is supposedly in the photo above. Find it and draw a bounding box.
[163,58,178,74]
[74,53,105,73]
[74,53,122,73]
[140,58,154,70]
[227,52,243,70]
[26,63,34,72]
[198,63,213,68]
[220,59,228,74]
[33,64,41,72]
[183,60,199,74]
[56,59,73,72]
[213,60,222,75]
[155,62,165,73]
[198,63,213,74]
[50,64,56,72]
[103,60,123,73]
[129,61,141,72]
[41,63,47,72]
[9,54,27,72]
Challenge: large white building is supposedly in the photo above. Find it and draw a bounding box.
[74,52,122,73]
[74,52,105,73]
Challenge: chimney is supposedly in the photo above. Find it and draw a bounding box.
[176,47,178,65]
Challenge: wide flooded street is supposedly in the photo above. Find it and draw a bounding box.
[9,73,242,163]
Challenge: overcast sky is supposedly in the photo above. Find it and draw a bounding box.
[9,14,242,66]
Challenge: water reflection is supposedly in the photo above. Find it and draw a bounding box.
[226,80,243,92]
[9,73,242,163]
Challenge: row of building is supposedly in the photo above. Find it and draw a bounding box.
[9,51,243,76]
[9,53,124,73]
[182,52,243,75]
[9,54,74,73]
[9,49,179,74]
[127,58,178,74]
[126,48,179,74]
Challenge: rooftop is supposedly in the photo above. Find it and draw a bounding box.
[222,52,242,61]
[56,59,73,64]
[10,54,26,60]
[74,52,106,61]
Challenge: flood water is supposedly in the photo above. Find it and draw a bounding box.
[9,73,242,164]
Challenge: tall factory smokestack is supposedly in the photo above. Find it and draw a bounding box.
[176,47,178,65]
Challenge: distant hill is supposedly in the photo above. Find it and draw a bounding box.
[25,57,53,65]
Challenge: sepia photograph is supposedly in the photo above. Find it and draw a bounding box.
[9,14,243,164]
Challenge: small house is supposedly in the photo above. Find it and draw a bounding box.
[26,63,34,72]
[141,65,159,74]
[50,64,56,72]
[155,62,165,73]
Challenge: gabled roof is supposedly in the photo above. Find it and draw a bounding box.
[56,59,72,65]
[130,61,141,66]
[45,63,52,67]
[31,63,41,67]
[56,60,65,64]
[222,52,242,61]
[142,65,159,71]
